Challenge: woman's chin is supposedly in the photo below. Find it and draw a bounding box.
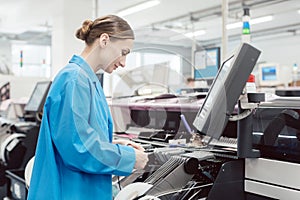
[106,69,114,74]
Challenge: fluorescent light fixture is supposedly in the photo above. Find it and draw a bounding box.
[251,15,273,24]
[170,30,206,41]
[227,15,273,30]
[298,9,300,14]
[184,30,206,38]
[117,0,160,17]
[226,22,243,30]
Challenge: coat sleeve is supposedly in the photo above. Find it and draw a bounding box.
[48,74,135,176]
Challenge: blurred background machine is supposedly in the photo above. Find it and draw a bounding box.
[0,81,51,199]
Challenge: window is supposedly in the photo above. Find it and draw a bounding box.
[11,44,51,78]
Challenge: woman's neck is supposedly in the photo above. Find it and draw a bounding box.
[80,45,102,72]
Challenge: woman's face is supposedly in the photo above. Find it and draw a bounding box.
[101,38,134,73]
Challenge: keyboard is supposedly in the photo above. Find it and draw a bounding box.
[138,131,157,140]
[202,136,237,149]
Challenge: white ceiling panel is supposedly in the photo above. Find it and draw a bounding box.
[0,0,299,46]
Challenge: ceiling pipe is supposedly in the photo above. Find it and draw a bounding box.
[93,0,98,19]
[151,0,291,30]
[199,22,300,48]
[221,0,229,62]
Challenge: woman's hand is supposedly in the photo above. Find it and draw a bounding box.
[134,149,149,170]
[113,139,145,151]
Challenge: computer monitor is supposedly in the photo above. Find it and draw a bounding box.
[96,73,104,87]
[194,47,220,81]
[0,82,10,101]
[193,43,261,140]
[258,63,281,86]
[24,81,51,113]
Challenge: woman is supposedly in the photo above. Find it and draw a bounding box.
[27,15,148,200]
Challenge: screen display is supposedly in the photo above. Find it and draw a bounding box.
[262,67,277,81]
[24,81,51,112]
[194,47,220,79]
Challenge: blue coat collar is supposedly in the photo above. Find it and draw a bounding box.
[69,55,99,84]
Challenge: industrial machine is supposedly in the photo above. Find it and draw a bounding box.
[111,43,275,199]
[0,81,51,199]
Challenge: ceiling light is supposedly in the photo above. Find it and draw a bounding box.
[226,22,242,30]
[117,0,160,17]
[184,30,206,38]
[226,15,273,30]
[251,15,273,25]
[170,30,206,41]
[298,9,300,14]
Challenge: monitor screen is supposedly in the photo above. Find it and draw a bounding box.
[24,81,51,112]
[258,63,281,86]
[193,43,261,140]
[262,66,277,81]
[194,47,220,80]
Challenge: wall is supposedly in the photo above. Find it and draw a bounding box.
[0,74,49,99]
[254,35,300,66]
[51,0,93,77]
[226,34,300,67]
[0,40,12,74]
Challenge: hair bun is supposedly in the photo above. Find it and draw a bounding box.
[75,20,93,41]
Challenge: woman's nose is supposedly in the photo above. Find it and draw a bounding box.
[119,56,126,67]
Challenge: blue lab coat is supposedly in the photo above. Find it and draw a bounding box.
[27,55,135,200]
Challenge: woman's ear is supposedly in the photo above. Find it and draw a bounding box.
[99,33,110,48]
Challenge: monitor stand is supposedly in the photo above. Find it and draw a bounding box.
[237,101,260,158]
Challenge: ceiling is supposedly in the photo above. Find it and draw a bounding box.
[0,0,299,47]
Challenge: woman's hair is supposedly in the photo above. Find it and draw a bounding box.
[75,15,134,45]
[186,77,195,83]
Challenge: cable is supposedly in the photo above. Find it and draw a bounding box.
[155,183,213,198]
[35,111,43,122]
[228,109,253,121]
[180,114,192,134]
[188,189,202,200]
[117,176,121,190]
[206,136,214,146]
[202,171,215,182]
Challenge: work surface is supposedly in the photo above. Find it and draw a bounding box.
[107,93,206,112]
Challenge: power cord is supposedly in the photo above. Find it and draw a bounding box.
[117,176,122,190]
